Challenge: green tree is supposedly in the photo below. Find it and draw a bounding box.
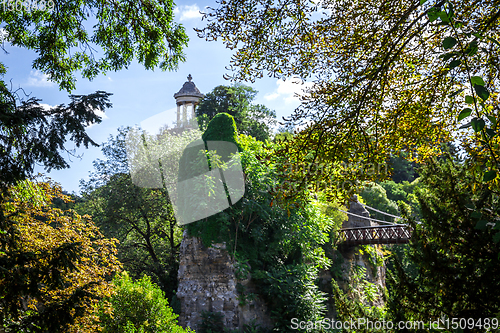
[360,182,399,223]
[1,2,189,329]
[0,180,121,332]
[388,155,418,183]
[360,179,422,222]
[0,64,116,331]
[1,0,188,92]
[0,67,113,191]
[196,84,276,141]
[182,115,342,331]
[1,0,189,185]
[79,127,202,302]
[99,272,193,333]
[389,156,500,322]
[197,0,500,199]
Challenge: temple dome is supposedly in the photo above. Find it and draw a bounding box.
[174,74,204,99]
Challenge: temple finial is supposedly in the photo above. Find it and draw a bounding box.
[187,74,192,82]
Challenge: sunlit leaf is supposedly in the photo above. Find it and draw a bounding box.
[474,84,490,101]
[471,76,485,86]
[439,11,450,23]
[428,7,440,22]
[457,108,471,121]
[442,37,456,49]
[471,118,485,132]
[483,170,497,182]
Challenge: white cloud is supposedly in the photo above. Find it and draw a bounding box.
[265,93,280,101]
[0,28,9,42]
[26,70,55,88]
[265,77,314,104]
[175,4,203,21]
[93,108,109,120]
[38,103,53,111]
[86,108,109,129]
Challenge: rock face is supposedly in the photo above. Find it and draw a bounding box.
[337,195,386,306]
[319,195,387,316]
[343,194,372,228]
[177,230,273,331]
[177,231,239,331]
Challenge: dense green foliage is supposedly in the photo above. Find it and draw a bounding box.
[201,113,241,148]
[198,311,224,333]
[182,115,345,331]
[360,183,399,223]
[360,179,421,222]
[0,181,121,332]
[99,272,193,333]
[79,127,192,302]
[1,4,189,329]
[196,84,276,142]
[389,156,500,322]
[6,0,500,329]
[0,0,188,92]
[388,155,418,183]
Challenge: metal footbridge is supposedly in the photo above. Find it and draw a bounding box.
[337,203,413,246]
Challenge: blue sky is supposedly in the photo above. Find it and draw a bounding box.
[2,1,311,194]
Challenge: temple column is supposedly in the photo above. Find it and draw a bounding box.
[177,103,181,127]
[182,102,187,127]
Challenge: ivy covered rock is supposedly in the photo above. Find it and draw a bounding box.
[176,113,243,225]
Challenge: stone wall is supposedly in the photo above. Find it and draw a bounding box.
[177,231,239,331]
[343,194,372,228]
[176,230,272,332]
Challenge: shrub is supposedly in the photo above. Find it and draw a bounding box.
[99,272,193,333]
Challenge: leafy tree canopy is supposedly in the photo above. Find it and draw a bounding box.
[197,0,500,199]
[79,127,199,300]
[1,0,188,92]
[99,272,193,333]
[181,115,346,330]
[0,180,121,332]
[196,84,276,141]
[390,156,500,321]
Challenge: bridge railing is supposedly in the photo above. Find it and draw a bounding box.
[338,224,412,246]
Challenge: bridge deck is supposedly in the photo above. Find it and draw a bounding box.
[338,224,412,246]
